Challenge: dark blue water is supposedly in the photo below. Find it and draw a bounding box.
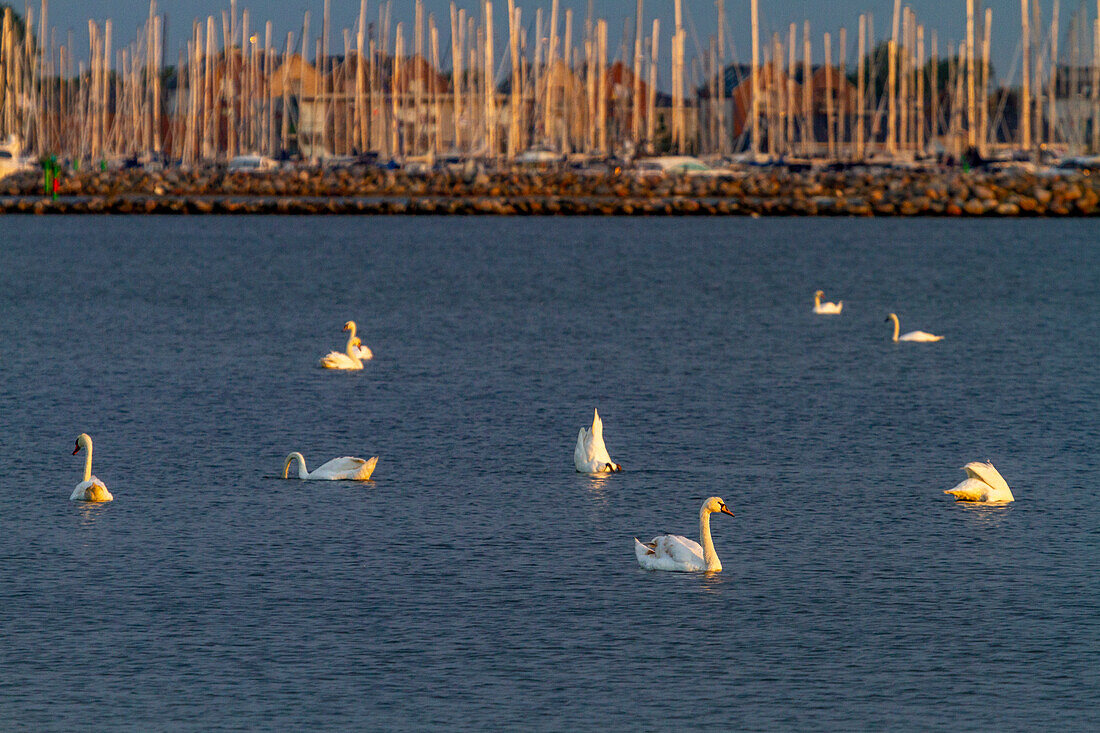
[1,216,1097,730]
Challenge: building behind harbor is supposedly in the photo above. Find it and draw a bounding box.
[1,1,1099,164]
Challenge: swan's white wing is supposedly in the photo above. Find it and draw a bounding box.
[71,476,112,502]
[945,478,992,502]
[963,462,1010,494]
[635,534,705,571]
[900,331,943,342]
[352,345,374,360]
[311,456,374,480]
[320,352,363,370]
[574,428,591,472]
[656,534,704,564]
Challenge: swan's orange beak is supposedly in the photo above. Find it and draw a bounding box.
[720,506,735,517]
[72,444,81,455]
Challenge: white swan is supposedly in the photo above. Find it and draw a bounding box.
[944,461,1014,503]
[70,433,113,502]
[886,313,943,342]
[574,408,622,473]
[350,335,374,361]
[813,290,843,314]
[635,497,735,572]
[320,321,364,370]
[283,452,379,480]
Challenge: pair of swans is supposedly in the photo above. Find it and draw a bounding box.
[70,433,113,502]
[566,410,725,573]
[813,290,843,314]
[320,320,373,370]
[283,452,379,480]
[635,462,1012,574]
[813,293,943,342]
[574,409,622,473]
[67,433,379,500]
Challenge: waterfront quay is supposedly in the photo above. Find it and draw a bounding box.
[1,163,1098,216]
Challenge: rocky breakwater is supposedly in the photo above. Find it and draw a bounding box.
[0,164,1097,215]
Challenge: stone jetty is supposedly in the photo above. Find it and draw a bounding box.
[1,165,1098,216]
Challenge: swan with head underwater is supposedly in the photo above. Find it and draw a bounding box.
[944,461,1014,503]
[70,433,113,502]
[886,313,943,342]
[574,408,622,474]
[635,497,736,572]
[283,452,379,480]
[320,320,369,369]
[813,290,843,314]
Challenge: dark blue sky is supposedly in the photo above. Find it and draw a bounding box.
[42,1,1061,86]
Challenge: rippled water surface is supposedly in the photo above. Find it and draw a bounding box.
[1,216,1098,730]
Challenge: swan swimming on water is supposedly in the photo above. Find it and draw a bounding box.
[574,408,622,473]
[886,313,943,342]
[70,433,113,502]
[283,452,379,480]
[350,335,374,361]
[813,290,843,314]
[320,321,365,370]
[944,461,1014,503]
[635,497,735,572]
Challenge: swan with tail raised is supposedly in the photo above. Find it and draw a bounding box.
[886,313,943,342]
[635,497,735,572]
[944,461,1014,503]
[70,433,113,502]
[574,408,622,473]
[320,321,365,370]
[813,290,843,314]
[283,452,379,480]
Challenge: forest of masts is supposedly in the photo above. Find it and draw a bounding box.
[1,0,1100,165]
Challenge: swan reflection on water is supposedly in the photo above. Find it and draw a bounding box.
[585,473,612,492]
[698,571,732,593]
[77,501,112,527]
[955,501,1016,525]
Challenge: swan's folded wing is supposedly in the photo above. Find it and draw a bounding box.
[945,478,989,501]
[71,477,111,501]
[655,534,704,565]
[311,456,368,479]
[574,429,591,471]
[963,462,1010,495]
[320,352,361,369]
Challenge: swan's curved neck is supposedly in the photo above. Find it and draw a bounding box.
[889,314,900,341]
[698,507,722,572]
[814,293,822,307]
[284,452,308,479]
[345,329,357,356]
[82,439,93,482]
